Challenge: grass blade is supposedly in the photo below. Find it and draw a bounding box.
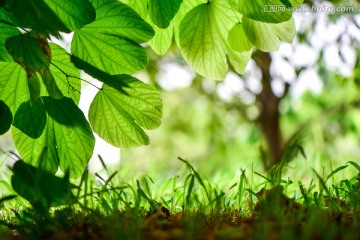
[326,165,348,183]
[348,161,360,172]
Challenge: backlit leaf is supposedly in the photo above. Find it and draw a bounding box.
[72,29,148,75]
[85,0,154,43]
[0,100,12,135]
[0,62,29,114]
[148,24,174,55]
[178,0,251,78]
[242,16,295,52]
[227,45,252,74]
[149,0,183,28]
[89,75,162,148]
[120,0,149,18]
[228,23,253,52]
[173,0,206,47]
[179,3,228,80]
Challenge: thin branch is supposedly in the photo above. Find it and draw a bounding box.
[50,62,101,91]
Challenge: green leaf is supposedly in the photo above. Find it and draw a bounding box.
[13,97,95,178]
[0,62,29,114]
[13,100,46,139]
[85,0,154,43]
[11,160,77,213]
[120,0,150,18]
[0,100,12,135]
[43,0,96,31]
[178,0,250,78]
[43,97,95,177]
[229,0,292,23]
[72,29,148,75]
[49,43,81,104]
[173,0,207,47]
[149,0,183,28]
[148,24,174,55]
[228,23,253,52]
[226,45,252,74]
[179,3,228,80]
[5,33,51,72]
[12,115,59,174]
[89,75,162,148]
[0,23,19,62]
[6,0,69,35]
[242,16,295,52]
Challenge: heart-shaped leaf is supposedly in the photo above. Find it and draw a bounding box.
[89,75,162,148]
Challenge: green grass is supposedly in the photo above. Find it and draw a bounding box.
[0,156,359,240]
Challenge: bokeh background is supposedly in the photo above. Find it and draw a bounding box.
[1,1,360,187]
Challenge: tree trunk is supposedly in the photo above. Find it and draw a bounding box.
[254,51,283,169]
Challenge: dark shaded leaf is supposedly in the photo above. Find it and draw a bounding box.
[13,100,46,139]
[11,160,77,213]
[0,100,12,135]
[5,33,51,72]
[280,0,303,7]
[6,0,68,35]
[44,0,96,31]
[149,0,183,28]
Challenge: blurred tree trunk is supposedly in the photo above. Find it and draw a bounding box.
[253,51,283,169]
